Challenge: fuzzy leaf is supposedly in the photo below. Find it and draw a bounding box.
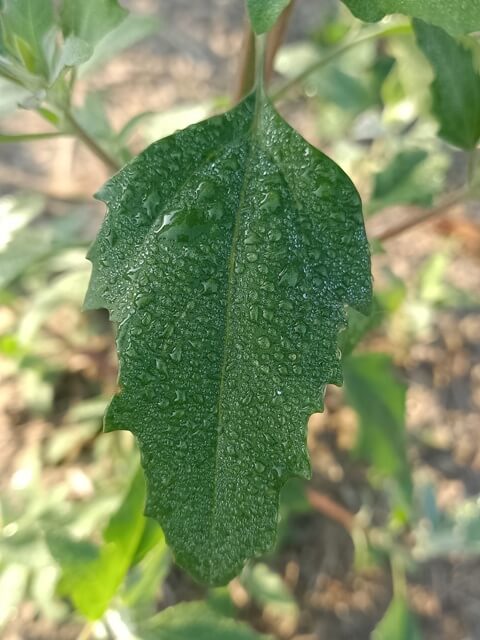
[414,19,480,150]
[247,0,291,34]
[0,0,56,79]
[142,602,271,640]
[85,94,372,585]
[60,0,127,48]
[341,0,480,36]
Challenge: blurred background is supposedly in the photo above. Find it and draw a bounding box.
[1,0,480,639]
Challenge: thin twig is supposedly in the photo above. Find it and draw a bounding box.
[367,190,466,242]
[64,110,121,173]
[76,622,93,640]
[265,0,296,86]
[271,23,411,102]
[233,17,256,103]
[307,488,355,531]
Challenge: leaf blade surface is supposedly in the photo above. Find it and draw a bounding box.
[86,95,371,584]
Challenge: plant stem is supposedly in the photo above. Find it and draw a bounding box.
[234,0,296,104]
[76,622,93,640]
[265,0,296,85]
[0,131,69,143]
[271,23,411,102]
[233,18,256,104]
[63,109,121,173]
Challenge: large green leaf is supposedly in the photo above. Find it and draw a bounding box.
[373,596,423,640]
[413,20,480,150]
[47,470,149,620]
[341,0,480,36]
[247,0,292,34]
[343,353,412,510]
[141,602,270,640]
[85,93,372,585]
[60,0,127,48]
[0,0,56,79]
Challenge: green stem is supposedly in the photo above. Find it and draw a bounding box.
[253,34,268,131]
[391,554,407,600]
[0,131,69,143]
[468,148,478,186]
[271,23,412,102]
[63,109,121,173]
[234,19,256,103]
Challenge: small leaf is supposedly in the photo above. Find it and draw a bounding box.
[241,564,299,628]
[141,602,271,640]
[341,0,480,36]
[86,94,372,585]
[343,353,412,510]
[247,0,291,34]
[414,20,480,150]
[0,0,57,79]
[79,13,161,77]
[60,0,127,48]
[47,470,148,620]
[373,596,423,640]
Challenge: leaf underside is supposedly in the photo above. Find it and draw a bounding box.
[85,94,372,585]
[414,19,480,150]
[341,0,480,36]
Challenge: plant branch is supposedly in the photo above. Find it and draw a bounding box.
[307,488,355,531]
[265,0,296,86]
[367,189,467,242]
[271,23,411,102]
[234,0,296,103]
[76,623,93,640]
[0,131,69,143]
[63,110,121,173]
[233,18,256,103]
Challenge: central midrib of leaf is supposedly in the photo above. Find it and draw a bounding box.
[208,95,264,549]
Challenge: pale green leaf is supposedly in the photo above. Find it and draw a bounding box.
[79,13,161,77]
[414,19,480,149]
[85,94,372,585]
[141,602,271,640]
[241,563,299,625]
[373,596,423,640]
[47,470,148,620]
[341,0,480,36]
[343,353,412,509]
[0,0,56,79]
[0,564,29,628]
[60,0,127,47]
[247,0,292,34]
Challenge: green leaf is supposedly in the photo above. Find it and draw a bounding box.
[343,353,412,510]
[0,564,29,628]
[0,0,56,79]
[341,0,480,36]
[60,0,127,48]
[373,596,423,640]
[79,13,161,77]
[0,206,87,289]
[0,77,30,114]
[240,563,299,626]
[413,20,480,150]
[47,469,148,620]
[141,602,271,640]
[85,94,372,585]
[247,0,292,34]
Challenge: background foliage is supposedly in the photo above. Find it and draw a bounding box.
[0,0,480,638]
